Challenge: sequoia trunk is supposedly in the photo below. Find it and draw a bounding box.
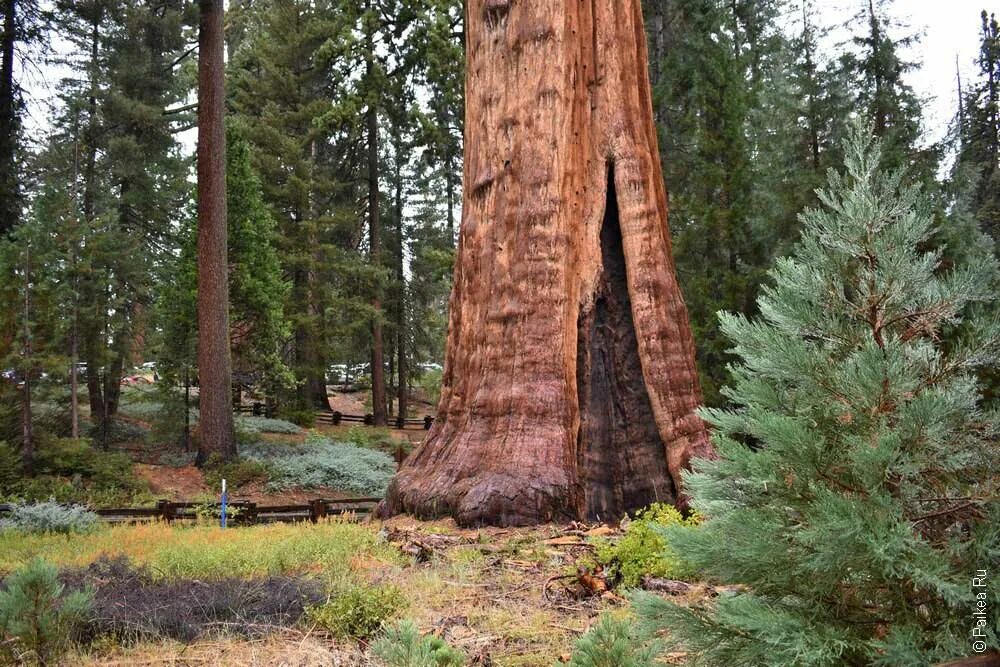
[382,0,712,526]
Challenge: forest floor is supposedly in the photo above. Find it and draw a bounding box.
[5,516,704,667]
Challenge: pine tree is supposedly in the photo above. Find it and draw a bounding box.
[955,10,1000,244]
[634,127,1000,666]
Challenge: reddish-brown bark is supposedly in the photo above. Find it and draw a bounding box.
[195,0,236,464]
[382,0,712,526]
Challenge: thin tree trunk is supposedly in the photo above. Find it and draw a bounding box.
[20,241,32,472]
[366,9,388,427]
[382,0,712,526]
[195,0,235,465]
[394,141,407,423]
[0,0,16,237]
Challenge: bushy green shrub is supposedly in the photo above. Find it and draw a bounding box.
[276,407,316,428]
[561,614,658,667]
[0,441,20,495]
[235,416,303,435]
[0,559,92,666]
[373,620,466,667]
[593,503,700,588]
[345,426,398,451]
[30,438,149,503]
[415,369,443,406]
[87,418,149,444]
[202,454,270,491]
[243,438,395,496]
[307,583,406,639]
[0,502,99,534]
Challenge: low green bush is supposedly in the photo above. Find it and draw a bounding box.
[307,583,406,639]
[592,503,700,588]
[0,502,99,535]
[0,441,19,494]
[345,426,398,450]
[87,418,149,444]
[0,559,92,666]
[202,454,270,491]
[276,407,316,428]
[373,619,466,666]
[561,614,658,667]
[235,416,303,435]
[242,437,395,496]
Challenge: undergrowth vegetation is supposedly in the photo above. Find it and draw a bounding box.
[307,583,407,639]
[591,503,700,588]
[0,520,402,578]
[0,437,151,506]
[241,434,396,496]
[373,620,466,667]
[0,501,99,535]
[0,559,93,667]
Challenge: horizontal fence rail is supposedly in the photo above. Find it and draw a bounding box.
[315,410,435,430]
[0,498,382,526]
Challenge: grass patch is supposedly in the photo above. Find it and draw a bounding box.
[0,520,403,580]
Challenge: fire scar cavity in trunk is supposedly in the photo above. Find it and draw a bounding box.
[576,166,674,521]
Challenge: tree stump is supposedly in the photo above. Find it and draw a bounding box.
[381,0,712,526]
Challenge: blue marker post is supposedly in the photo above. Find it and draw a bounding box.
[220,478,228,529]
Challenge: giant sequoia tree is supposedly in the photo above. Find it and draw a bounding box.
[383,0,712,526]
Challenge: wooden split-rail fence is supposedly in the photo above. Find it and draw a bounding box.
[0,497,382,526]
[315,410,435,431]
[233,403,435,431]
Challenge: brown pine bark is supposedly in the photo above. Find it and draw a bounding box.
[366,13,388,427]
[382,0,712,526]
[0,0,17,237]
[195,0,236,465]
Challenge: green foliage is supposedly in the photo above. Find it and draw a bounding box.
[561,614,658,667]
[3,437,150,506]
[86,417,149,445]
[234,416,303,435]
[201,454,270,492]
[345,425,399,451]
[242,437,395,496]
[373,619,466,667]
[593,503,700,588]
[0,502,99,535]
[0,559,92,666]
[307,583,406,640]
[414,368,443,407]
[274,408,317,428]
[0,441,19,494]
[635,128,1000,666]
[0,521,402,581]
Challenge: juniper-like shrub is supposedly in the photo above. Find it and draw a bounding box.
[372,620,466,667]
[633,128,1000,666]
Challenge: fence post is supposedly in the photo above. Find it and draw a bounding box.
[332,411,342,425]
[424,415,433,430]
[158,499,175,523]
[364,414,374,426]
[310,499,327,524]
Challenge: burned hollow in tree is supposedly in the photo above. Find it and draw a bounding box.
[576,167,674,520]
[381,0,713,527]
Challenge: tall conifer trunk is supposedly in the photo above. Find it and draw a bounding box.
[366,5,388,427]
[195,0,235,464]
[0,0,16,237]
[382,0,712,526]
